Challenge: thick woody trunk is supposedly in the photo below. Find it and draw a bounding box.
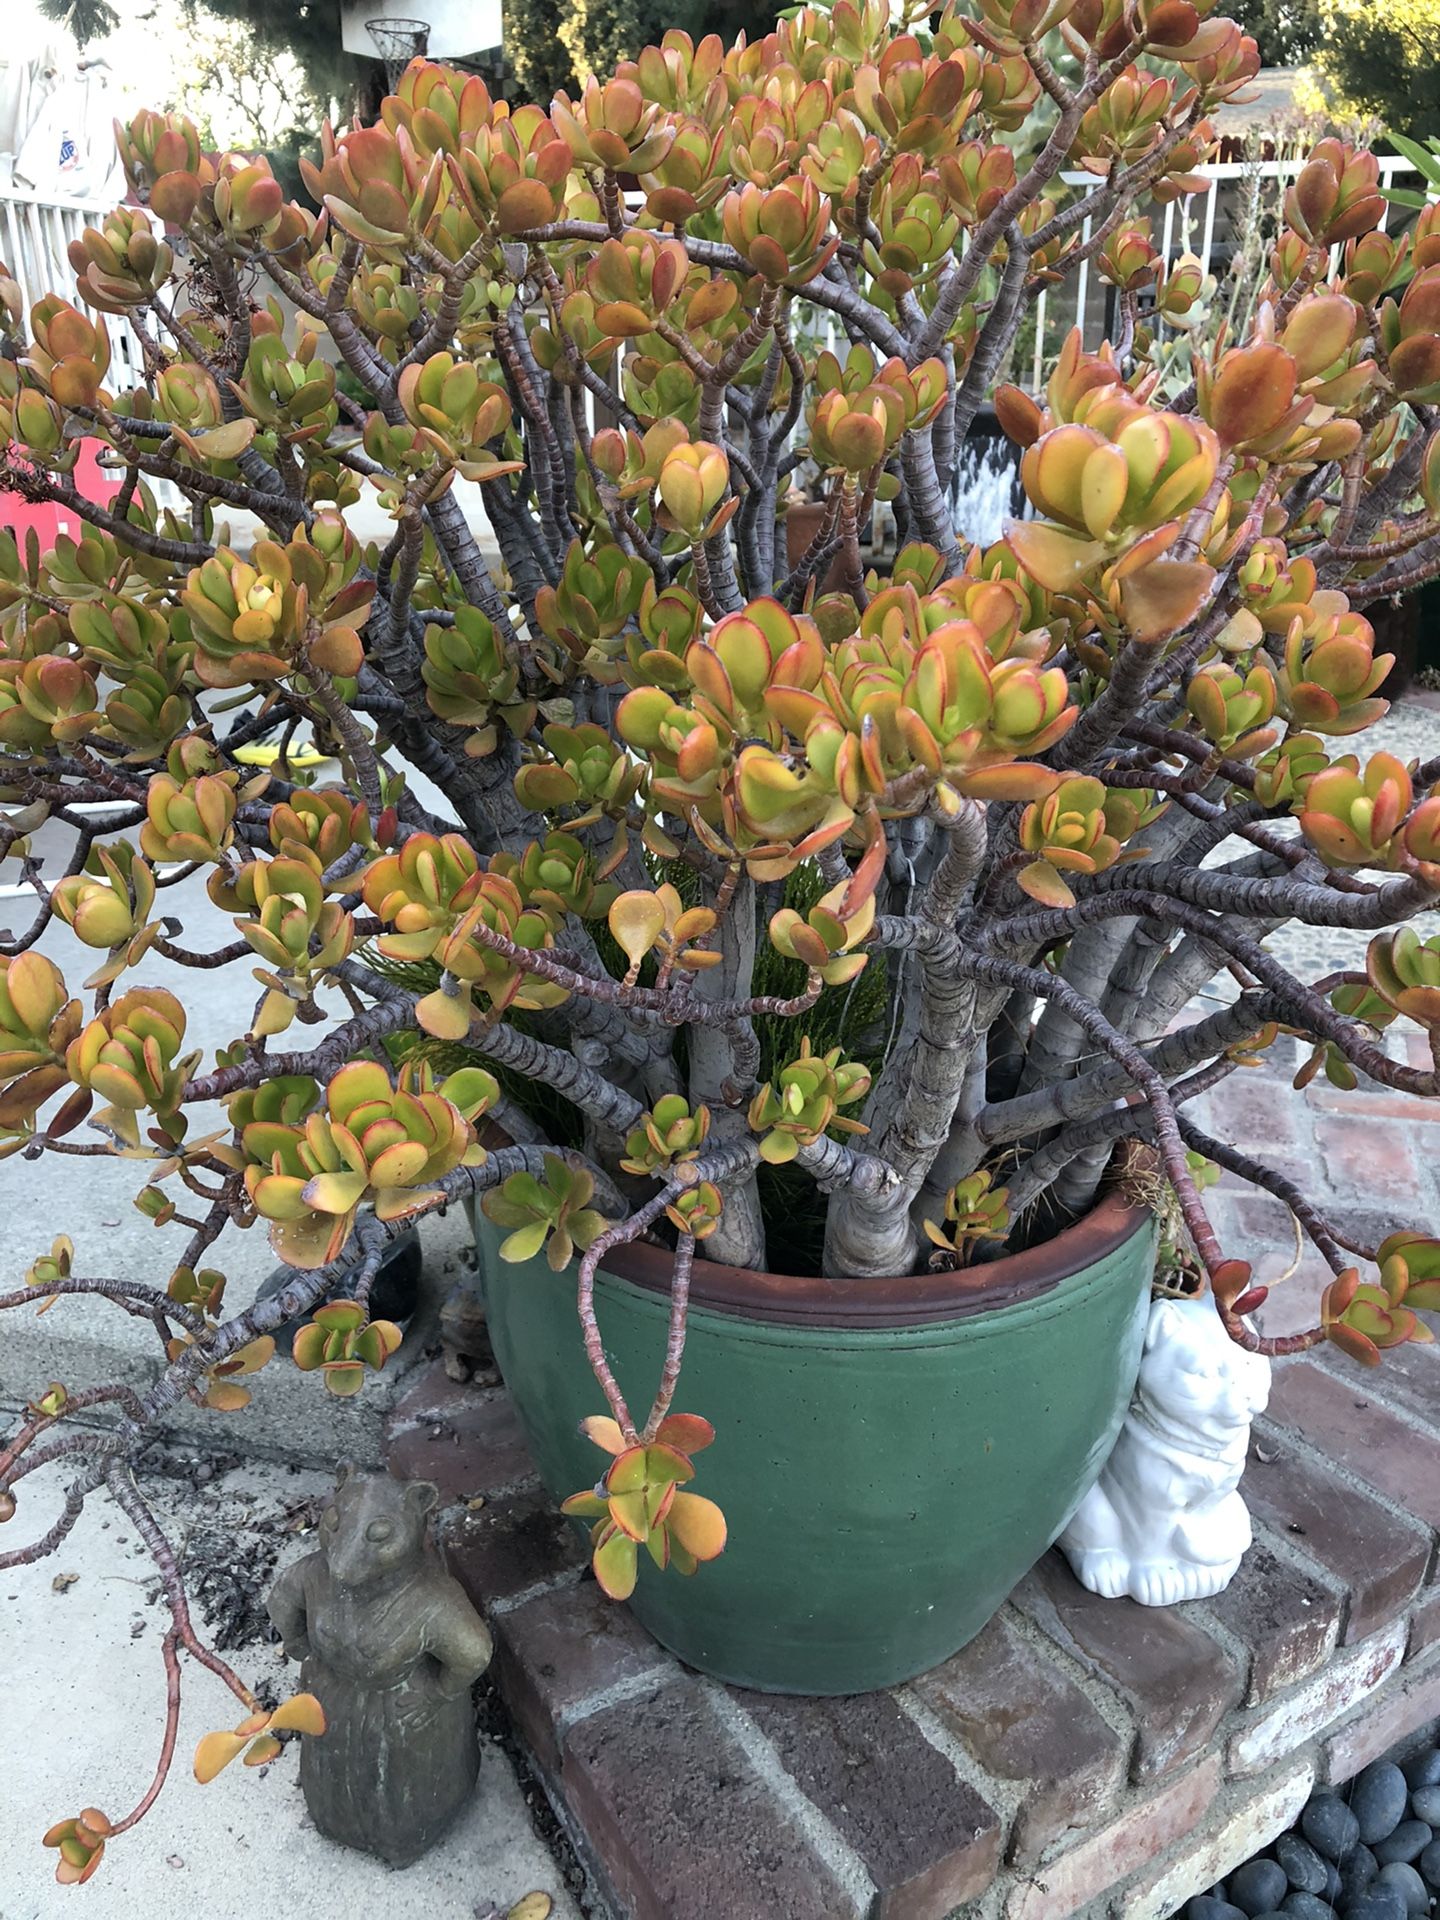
[686,879,767,1270]
[823,972,984,1279]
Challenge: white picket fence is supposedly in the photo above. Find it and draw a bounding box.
[1027,154,1424,390]
[1,154,1429,405]
[0,178,147,386]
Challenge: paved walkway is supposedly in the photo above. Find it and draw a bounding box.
[0,1458,585,1920]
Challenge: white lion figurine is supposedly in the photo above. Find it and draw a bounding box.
[1058,1294,1272,1606]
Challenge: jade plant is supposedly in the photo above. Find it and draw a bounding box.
[4,0,1440,1874]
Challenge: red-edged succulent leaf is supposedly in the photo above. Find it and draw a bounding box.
[1322,1267,1361,1323]
[1326,1319,1381,1367]
[561,1489,608,1519]
[652,1413,715,1454]
[663,1491,727,1562]
[605,1445,650,1494]
[193,1729,250,1783]
[1211,1258,1254,1310]
[580,1414,628,1454]
[291,1323,329,1370]
[592,1523,639,1599]
[268,1692,326,1735]
[607,1488,651,1540]
[642,1443,694,1485]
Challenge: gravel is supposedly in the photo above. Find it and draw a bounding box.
[1172,1734,1440,1920]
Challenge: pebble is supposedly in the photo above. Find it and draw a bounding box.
[1339,1847,1381,1908]
[1281,1895,1337,1920]
[1172,1762,1440,1920]
[1341,1889,1408,1920]
[1232,1860,1291,1916]
[1374,1823,1432,1867]
[1305,1798,1364,1863]
[1277,1835,1332,1895]
[1353,1765,1411,1847]
[1376,1863,1431,1918]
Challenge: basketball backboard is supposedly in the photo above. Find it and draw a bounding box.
[338,0,503,61]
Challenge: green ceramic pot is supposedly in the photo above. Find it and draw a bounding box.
[474,1178,1155,1694]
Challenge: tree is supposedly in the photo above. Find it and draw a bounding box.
[186,0,358,121]
[504,0,581,103]
[1223,0,1322,66]
[504,0,779,102]
[1316,0,1440,141]
[36,0,122,47]
[169,19,330,200]
[160,3,362,201]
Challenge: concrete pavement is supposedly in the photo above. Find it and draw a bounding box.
[0,1459,584,1920]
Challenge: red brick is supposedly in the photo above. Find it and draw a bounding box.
[490,1581,674,1775]
[736,1689,1002,1919]
[1227,1620,1408,1774]
[1325,1648,1440,1779]
[1203,1077,1300,1153]
[1253,1252,1340,1338]
[1243,1436,1430,1640]
[1003,1756,1222,1920]
[1304,1082,1440,1122]
[1408,1583,1440,1659]
[1123,1762,1316,1920]
[1314,1114,1423,1200]
[912,1611,1128,1865]
[1213,1154,1314,1199]
[1014,1554,1241,1780]
[1332,1338,1440,1429]
[1326,1203,1423,1253]
[385,1368,539,1499]
[1229,1194,1324,1294]
[562,1680,868,1920]
[1204,1542,1342,1704]
[1266,1361,1440,1533]
[442,1486,588,1606]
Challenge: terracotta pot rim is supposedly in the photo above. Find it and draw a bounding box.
[600,1144,1154,1328]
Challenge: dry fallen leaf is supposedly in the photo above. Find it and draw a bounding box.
[508,1896,554,1920]
[51,1571,79,1593]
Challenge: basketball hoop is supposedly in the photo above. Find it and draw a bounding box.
[366,16,431,90]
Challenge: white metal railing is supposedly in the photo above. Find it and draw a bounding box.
[0,179,145,388]
[1026,155,1425,391]
[2,158,1429,423]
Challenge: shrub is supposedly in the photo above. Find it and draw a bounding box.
[3,0,1440,1872]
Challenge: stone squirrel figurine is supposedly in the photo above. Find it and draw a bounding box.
[439,1275,494,1383]
[267,1465,494,1866]
[1059,1294,1272,1606]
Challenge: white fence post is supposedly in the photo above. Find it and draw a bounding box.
[1027,156,1424,392]
[0,181,146,392]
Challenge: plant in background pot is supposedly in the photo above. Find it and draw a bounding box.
[3,0,1440,1873]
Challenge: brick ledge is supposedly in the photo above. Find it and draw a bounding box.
[387,1320,1440,1920]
